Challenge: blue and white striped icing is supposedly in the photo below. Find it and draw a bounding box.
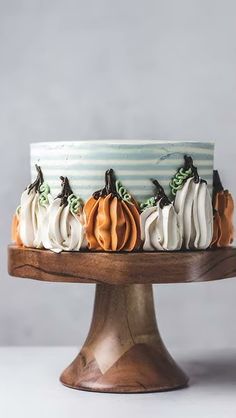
[30,140,214,202]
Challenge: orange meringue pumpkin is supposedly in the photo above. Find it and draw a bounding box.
[84,169,141,251]
[211,170,234,248]
[11,208,23,246]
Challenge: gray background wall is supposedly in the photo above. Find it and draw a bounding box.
[0,0,236,349]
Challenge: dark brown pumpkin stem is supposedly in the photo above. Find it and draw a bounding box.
[93,168,120,199]
[151,179,171,208]
[183,155,199,183]
[212,170,224,204]
[213,170,223,193]
[28,164,44,194]
[184,154,207,185]
[57,176,74,206]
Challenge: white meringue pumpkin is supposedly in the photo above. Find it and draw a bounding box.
[141,200,182,251]
[174,177,213,250]
[140,179,182,251]
[19,166,53,248]
[42,177,87,253]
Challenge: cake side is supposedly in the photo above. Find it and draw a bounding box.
[30,140,214,201]
[12,140,234,254]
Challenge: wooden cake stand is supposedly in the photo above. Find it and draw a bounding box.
[8,245,236,393]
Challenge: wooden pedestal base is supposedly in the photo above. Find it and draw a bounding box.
[60,284,188,393]
[9,246,236,393]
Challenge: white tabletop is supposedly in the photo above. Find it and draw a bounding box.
[0,347,235,418]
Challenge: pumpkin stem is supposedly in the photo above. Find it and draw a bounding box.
[213,170,224,204]
[184,155,200,183]
[213,170,223,193]
[93,168,120,199]
[151,179,171,208]
[184,154,208,185]
[57,176,74,206]
[28,164,44,194]
[105,169,118,195]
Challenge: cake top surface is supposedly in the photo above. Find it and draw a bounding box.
[31,139,215,147]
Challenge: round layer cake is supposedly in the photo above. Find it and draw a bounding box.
[12,139,234,253]
[30,140,214,201]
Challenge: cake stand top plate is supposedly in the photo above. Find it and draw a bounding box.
[8,245,236,285]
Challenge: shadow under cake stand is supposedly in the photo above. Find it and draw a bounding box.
[8,245,236,393]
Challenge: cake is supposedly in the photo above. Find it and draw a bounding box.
[30,140,214,200]
[12,140,234,253]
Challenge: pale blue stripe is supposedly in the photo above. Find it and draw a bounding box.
[31,152,213,161]
[31,164,213,172]
[42,173,213,181]
[31,162,213,171]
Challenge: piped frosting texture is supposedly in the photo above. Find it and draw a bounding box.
[12,149,234,253]
[174,177,213,249]
[14,169,86,253]
[42,197,86,252]
[141,179,182,251]
[84,169,141,251]
[18,165,53,248]
[40,176,86,253]
[141,203,182,251]
[11,207,22,246]
[211,170,234,247]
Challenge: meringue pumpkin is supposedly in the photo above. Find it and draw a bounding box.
[141,179,182,251]
[84,169,141,251]
[42,176,86,252]
[11,206,23,246]
[12,164,52,248]
[211,170,234,247]
[173,155,213,250]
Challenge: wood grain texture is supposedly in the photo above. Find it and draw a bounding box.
[60,284,188,393]
[8,245,236,393]
[8,245,236,285]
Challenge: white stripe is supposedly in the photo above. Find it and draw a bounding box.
[31,145,214,155]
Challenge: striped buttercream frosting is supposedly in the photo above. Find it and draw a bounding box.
[30,140,214,202]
